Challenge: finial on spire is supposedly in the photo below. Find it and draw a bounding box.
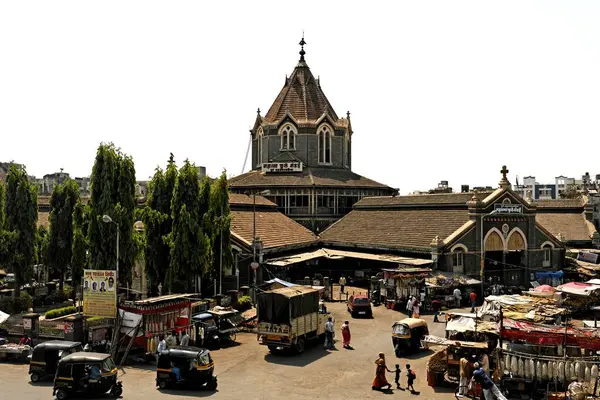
[299,34,306,62]
[499,165,511,189]
[257,107,261,116]
[347,111,351,119]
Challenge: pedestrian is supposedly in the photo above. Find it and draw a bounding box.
[406,363,416,393]
[453,287,462,308]
[431,298,442,322]
[166,330,177,348]
[472,362,507,400]
[394,364,402,389]
[412,298,420,319]
[470,291,478,313]
[406,296,413,315]
[480,352,490,374]
[341,320,352,349]
[372,352,392,390]
[459,356,472,396]
[339,275,346,294]
[180,330,190,347]
[156,335,167,357]
[324,317,335,350]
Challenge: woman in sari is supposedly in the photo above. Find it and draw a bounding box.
[341,321,351,349]
[372,352,392,390]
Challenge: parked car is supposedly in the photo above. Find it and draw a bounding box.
[347,294,372,318]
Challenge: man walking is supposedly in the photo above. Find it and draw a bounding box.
[472,362,507,400]
[458,356,472,396]
[339,275,346,294]
[324,317,335,350]
[470,291,478,313]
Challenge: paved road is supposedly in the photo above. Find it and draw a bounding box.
[0,302,459,399]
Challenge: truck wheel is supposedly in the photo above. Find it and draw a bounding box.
[268,345,279,354]
[295,337,305,354]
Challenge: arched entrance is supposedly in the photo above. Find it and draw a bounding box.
[505,229,527,286]
[483,229,505,285]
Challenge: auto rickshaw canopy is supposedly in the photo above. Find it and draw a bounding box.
[393,318,428,330]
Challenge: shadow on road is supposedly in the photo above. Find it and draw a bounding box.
[263,345,331,367]
[156,388,218,397]
[399,349,434,360]
[28,380,54,387]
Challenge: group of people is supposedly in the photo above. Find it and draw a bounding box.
[406,295,421,318]
[156,330,191,355]
[372,352,417,393]
[324,318,353,350]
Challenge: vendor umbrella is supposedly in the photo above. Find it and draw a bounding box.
[534,285,556,293]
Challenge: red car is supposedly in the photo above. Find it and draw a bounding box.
[347,294,372,318]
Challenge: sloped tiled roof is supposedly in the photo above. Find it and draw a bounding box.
[320,209,469,250]
[536,213,596,242]
[356,192,492,208]
[228,193,276,207]
[230,209,317,251]
[230,167,394,190]
[535,199,585,209]
[264,61,339,123]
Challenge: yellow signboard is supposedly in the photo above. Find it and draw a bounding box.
[83,269,116,317]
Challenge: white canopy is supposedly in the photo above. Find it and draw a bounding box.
[0,310,9,325]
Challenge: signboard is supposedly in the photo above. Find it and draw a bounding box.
[578,251,600,264]
[493,204,523,214]
[64,322,74,334]
[83,269,117,318]
[261,162,303,173]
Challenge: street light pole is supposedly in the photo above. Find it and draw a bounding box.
[102,215,119,298]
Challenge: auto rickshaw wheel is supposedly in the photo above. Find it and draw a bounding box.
[30,372,40,383]
[229,332,237,342]
[111,386,123,397]
[158,380,168,389]
[206,377,217,391]
[56,389,68,400]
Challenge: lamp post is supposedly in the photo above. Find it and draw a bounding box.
[102,215,119,299]
[249,190,269,302]
[480,209,499,298]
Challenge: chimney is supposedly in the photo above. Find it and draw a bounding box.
[461,185,469,193]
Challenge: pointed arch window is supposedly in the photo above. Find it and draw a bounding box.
[257,128,263,165]
[318,125,332,164]
[280,124,296,150]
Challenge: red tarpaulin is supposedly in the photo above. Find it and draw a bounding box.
[501,318,600,350]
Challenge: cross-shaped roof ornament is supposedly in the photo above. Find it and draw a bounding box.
[499,165,511,189]
[500,165,509,179]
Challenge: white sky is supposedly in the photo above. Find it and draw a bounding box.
[1,1,599,194]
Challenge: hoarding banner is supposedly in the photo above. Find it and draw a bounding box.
[83,269,116,317]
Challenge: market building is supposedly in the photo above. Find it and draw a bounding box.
[319,166,600,288]
[229,38,396,233]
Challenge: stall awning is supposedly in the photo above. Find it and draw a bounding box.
[445,316,498,334]
[426,271,481,287]
[265,248,433,268]
[423,335,489,349]
[557,282,600,296]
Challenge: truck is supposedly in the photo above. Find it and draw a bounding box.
[257,286,330,354]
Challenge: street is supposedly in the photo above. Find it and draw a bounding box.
[0,301,456,400]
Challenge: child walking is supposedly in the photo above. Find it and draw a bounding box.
[394,364,402,389]
[406,364,416,393]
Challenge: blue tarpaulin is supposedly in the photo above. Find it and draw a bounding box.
[535,270,564,286]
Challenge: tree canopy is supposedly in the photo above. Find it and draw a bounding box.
[3,165,38,297]
[88,143,137,287]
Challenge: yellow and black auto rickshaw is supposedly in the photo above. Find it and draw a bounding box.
[156,346,217,391]
[29,340,83,382]
[392,318,429,356]
[53,352,122,400]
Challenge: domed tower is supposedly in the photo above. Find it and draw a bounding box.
[230,37,396,232]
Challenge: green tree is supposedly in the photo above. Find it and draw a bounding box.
[36,226,49,266]
[142,154,177,293]
[87,143,137,289]
[3,165,38,297]
[559,184,582,199]
[208,171,233,289]
[167,160,211,293]
[71,201,87,289]
[48,179,80,291]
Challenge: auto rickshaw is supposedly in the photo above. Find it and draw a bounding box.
[156,346,217,390]
[29,340,83,382]
[392,318,429,356]
[192,307,241,349]
[53,352,122,400]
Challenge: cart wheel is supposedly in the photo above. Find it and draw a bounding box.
[56,389,68,400]
[158,380,168,389]
[30,373,41,383]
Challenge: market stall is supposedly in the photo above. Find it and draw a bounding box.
[381,267,431,310]
[426,272,481,309]
[117,294,195,354]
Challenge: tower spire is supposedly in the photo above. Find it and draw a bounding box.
[299,34,306,62]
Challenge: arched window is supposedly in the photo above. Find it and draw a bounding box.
[280,124,296,150]
[318,125,332,164]
[542,243,553,267]
[256,128,263,165]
